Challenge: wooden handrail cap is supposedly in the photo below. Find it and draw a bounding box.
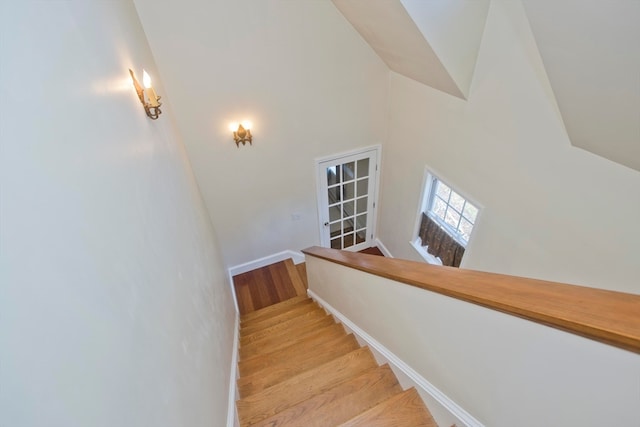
[302,246,640,354]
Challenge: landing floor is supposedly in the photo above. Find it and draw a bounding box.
[233,260,306,315]
[232,246,384,315]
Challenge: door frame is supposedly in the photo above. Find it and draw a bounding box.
[314,145,381,251]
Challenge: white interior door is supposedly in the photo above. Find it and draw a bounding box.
[317,148,379,251]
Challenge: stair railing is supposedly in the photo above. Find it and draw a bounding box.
[302,246,640,353]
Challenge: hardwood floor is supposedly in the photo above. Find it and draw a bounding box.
[296,262,308,288]
[359,246,385,256]
[233,259,307,315]
[233,250,380,315]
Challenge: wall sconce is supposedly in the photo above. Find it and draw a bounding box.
[230,121,253,147]
[129,69,162,120]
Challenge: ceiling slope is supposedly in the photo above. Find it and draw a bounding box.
[332,0,465,99]
[400,0,490,99]
[522,0,640,172]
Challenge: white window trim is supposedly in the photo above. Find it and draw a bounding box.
[409,238,443,265]
[410,167,482,265]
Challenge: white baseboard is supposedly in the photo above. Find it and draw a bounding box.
[374,238,394,258]
[308,289,484,427]
[226,313,240,427]
[227,270,240,314]
[228,250,306,278]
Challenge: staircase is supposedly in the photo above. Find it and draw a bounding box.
[235,286,438,426]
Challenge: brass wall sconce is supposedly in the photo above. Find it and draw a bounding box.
[230,121,253,146]
[129,69,162,120]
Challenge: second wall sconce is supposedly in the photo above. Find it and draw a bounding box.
[129,69,162,120]
[230,121,253,147]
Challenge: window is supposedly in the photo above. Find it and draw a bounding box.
[412,172,480,267]
[427,178,478,245]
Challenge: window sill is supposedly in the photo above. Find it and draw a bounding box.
[410,239,443,266]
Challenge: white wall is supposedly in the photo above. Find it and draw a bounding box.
[307,256,640,427]
[377,0,640,294]
[133,0,389,267]
[0,2,235,426]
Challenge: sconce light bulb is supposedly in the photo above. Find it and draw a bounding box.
[231,120,253,146]
[142,69,152,88]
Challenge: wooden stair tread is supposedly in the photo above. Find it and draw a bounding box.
[241,299,317,330]
[237,347,378,426]
[250,364,402,427]
[234,261,436,427]
[241,309,331,345]
[239,327,355,377]
[284,258,307,296]
[338,388,437,427]
[240,321,344,361]
[240,301,320,333]
[238,333,360,397]
[240,296,310,325]
[238,323,347,370]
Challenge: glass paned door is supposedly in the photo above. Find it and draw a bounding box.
[317,149,378,251]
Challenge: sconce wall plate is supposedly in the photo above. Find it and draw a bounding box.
[129,69,162,120]
[232,123,253,147]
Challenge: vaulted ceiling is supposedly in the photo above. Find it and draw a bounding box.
[331,0,490,99]
[521,0,640,172]
[332,0,640,172]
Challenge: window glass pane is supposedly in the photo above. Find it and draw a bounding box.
[342,162,355,182]
[356,197,367,214]
[329,205,341,222]
[330,221,342,237]
[420,174,479,252]
[343,182,355,200]
[445,208,461,229]
[343,200,354,217]
[432,197,447,220]
[357,158,369,179]
[463,203,478,223]
[343,233,354,248]
[343,218,354,233]
[435,181,451,201]
[356,214,367,230]
[460,218,473,242]
[331,238,341,249]
[327,166,340,186]
[356,229,366,244]
[449,191,465,212]
[328,186,340,203]
[356,178,368,197]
